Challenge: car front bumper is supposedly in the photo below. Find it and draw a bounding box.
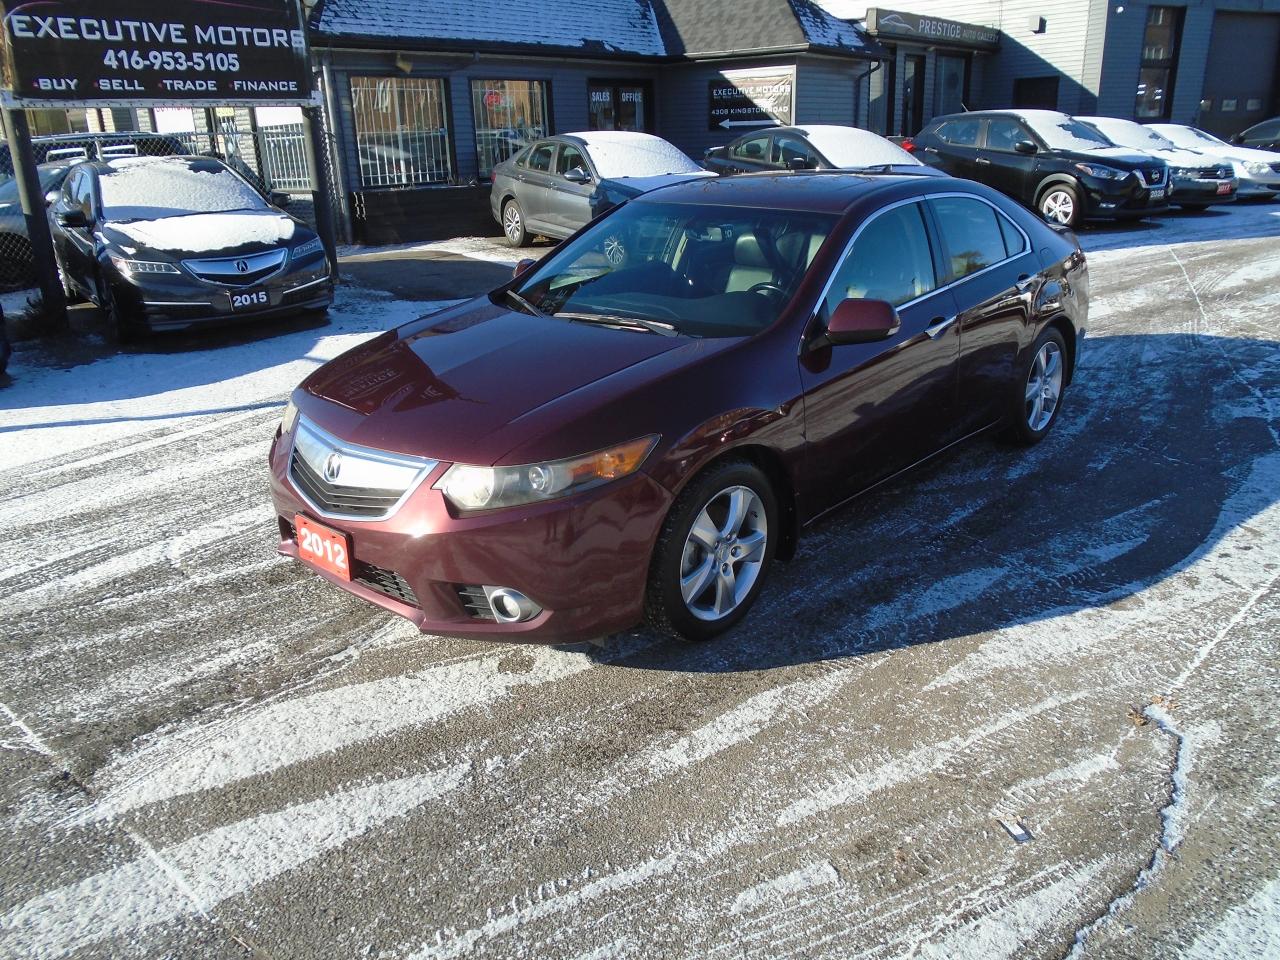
[1170,175,1238,205]
[1079,174,1169,219]
[268,428,673,643]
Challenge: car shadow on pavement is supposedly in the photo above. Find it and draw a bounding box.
[1078,198,1280,253]
[588,330,1279,674]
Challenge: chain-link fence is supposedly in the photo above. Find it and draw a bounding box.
[0,115,345,292]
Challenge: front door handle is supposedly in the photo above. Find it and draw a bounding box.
[925,315,957,339]
[975,156,991,165]
[1015,273,1035,293]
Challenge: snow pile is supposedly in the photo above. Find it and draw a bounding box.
[99,157,266,221]
[577,132,702,178]
[801,125,922,167]
[115,212,296,253]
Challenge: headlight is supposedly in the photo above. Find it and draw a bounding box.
[1244,161,1270,175]
[110,257,179,275]
[280,398,299,436]
[436,436,658,512]
[1073,162,1126,180]
[291,236,324,261]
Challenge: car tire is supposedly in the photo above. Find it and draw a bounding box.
[96,273,134,345]
[1007,326,1068,445]
[1037,182,1081,228]
[502,199,530,248]
[643,459,778,642]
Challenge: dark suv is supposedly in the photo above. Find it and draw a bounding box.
[911,109,1169,227]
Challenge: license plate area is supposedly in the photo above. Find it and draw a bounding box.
[295,514,352,581]
[1216,181,1232,195]
[1149,187,1165,200]
[230,288,270,311]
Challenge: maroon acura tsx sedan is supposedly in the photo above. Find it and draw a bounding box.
[269,171,1088,643]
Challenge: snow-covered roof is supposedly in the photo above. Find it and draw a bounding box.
[311,0,666,56]
[311,0,884,59]
[796,125,921,167]
[565,131,702,177]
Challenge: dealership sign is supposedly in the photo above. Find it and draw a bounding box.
[709,68,794,131]
[865,8,999,50]
[0,0,315,107]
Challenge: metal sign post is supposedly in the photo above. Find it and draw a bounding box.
[1,107,66,327]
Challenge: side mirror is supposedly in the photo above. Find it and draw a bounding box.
[786,156,814,171]
[822,298,901,347]
[44,189,60,207]
[1014,140,1038,155]
[563,166,592,184]
[271,191,292,208]
[55,207,88,228]
[512,258,536,279]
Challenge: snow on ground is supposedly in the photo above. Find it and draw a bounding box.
[0,284,455,469]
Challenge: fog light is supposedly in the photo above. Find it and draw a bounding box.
[484,586,541,623]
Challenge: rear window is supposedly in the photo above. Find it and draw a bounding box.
[929,196,1009,279]
[525,142,555,172]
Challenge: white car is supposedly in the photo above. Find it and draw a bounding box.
[1076,117,1236,210]
[1148,124,1280,198]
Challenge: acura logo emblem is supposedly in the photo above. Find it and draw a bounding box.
[323,452,342,481]
[235,259,249,273]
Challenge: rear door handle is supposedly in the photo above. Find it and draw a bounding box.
[925,315,957,339]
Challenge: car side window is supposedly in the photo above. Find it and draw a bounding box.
[1247,119,1280,139]
[929,196,1010,280]
[731,136,770,162]
[73,171,95,220]
[936,119,980,146]
[824,201,937,311]
[772,135,817,168]
[985,118,1029,152]
[556,144,587,176]
[998,212,1027,258]
[527,142,555,172]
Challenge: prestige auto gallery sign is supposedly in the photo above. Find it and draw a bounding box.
[0,0,313,106]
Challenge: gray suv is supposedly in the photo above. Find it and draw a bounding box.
[490,131,712,254]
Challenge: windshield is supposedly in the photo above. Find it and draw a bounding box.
[1024,115,1113,151]
[99,157,267,221]
[802,127,921,167]
[1091,120,1175,151]
[580,135,702,178]
[508,200,836,338]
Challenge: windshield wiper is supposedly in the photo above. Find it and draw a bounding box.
[556,311,679,337]
[505,288,547,317]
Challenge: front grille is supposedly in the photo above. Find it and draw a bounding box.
[289,450,404,518]
[1140,166,1165,187]
[182,249,288,286]
[355,561,418,607]
[457,585,496,620]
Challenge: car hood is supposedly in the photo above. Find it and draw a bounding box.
[298,298,703,465]
[1061,146,1161,167]
[1213,143,1280,164]
[101,208,304,258]
[1142,146,1227,167]
[603,170,716,196]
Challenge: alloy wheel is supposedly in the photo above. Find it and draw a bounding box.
[503,204,522,243]
[1025,340,1063,431]
[1041,190,1075,225]
[679,485,768,621]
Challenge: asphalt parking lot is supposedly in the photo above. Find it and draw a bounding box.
[2,202,1279,959]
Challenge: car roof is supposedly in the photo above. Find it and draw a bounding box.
[635,170,956,214]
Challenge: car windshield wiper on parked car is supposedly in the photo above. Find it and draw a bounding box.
[505,288,548,317]
[555,311,679,337]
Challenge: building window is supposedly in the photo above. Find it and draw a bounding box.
[588,82,650,132]
[472,80,548,177]
[1134,6,1184,119]
[934,54,970,117]
[350,76,452,188]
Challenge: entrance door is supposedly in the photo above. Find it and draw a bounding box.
[588,82,652,132]
[1199,13,1279,138]
[901,55,926,136]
